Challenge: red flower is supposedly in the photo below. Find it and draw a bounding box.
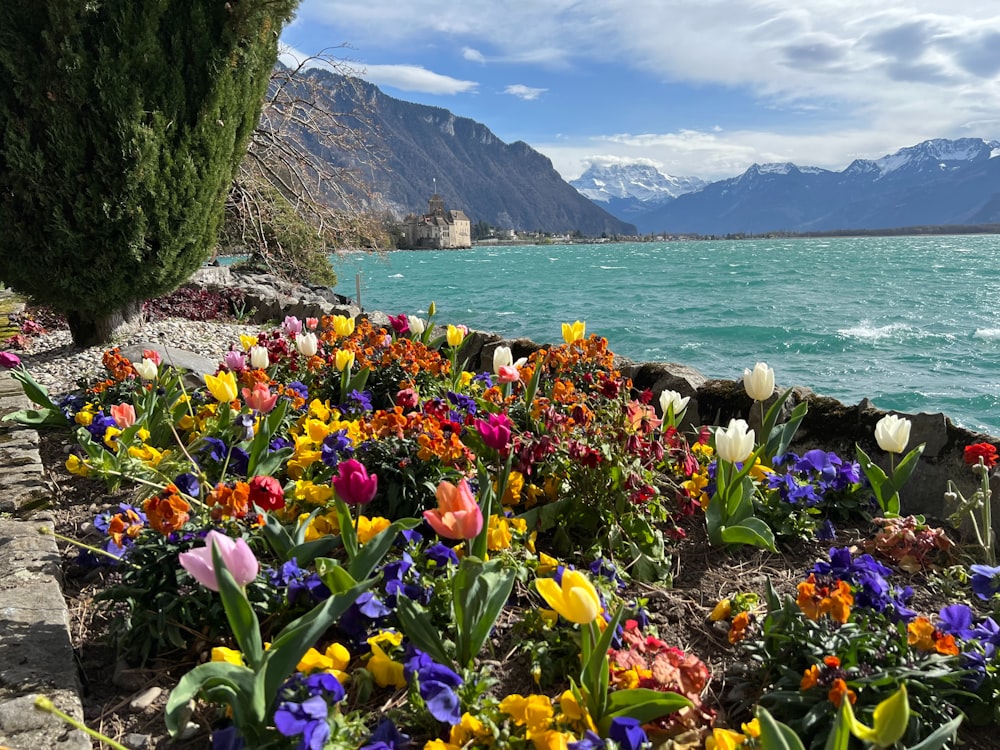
[964,442,998,468]
[248,475,285,511]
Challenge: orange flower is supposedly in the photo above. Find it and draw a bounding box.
[800,664,820,690]
[823,655,841,668]
[934,633,959,656]
[828,580,854,624]
[143,485,190,535]
[208,481,252,521]
[796,575,824,620]
[728,611,751,644]
[828,678,856,707]
[907,617,936,651]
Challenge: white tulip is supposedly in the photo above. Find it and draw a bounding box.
[249,345,270,370]
[874,414,911,454]
[493,346,513,375]
[134,358,158,380]
[407,315,426,335]
[715,418,755,464]
[743,362,775,402]
[296,332,319,358]
[658,389,690,417]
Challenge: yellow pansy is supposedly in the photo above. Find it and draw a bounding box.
[749,457,774,481]
[65,455,90,477]
[74,407,94,427]
[307,399,332,421]
[297,642,351,683]
[103,426,122,451]
[303,512,339,542]
[128,443,167,466]
[424,741,460,750]
[449,713,488,747]
[500,470,525,505]
[357,516,391,544]
[458,371,473,388]
[293,480,334,507]
[705,727,747,750]
[487,515,514,551]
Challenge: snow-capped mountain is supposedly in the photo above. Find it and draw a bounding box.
[571,161,706,203]
[631,137,1000,235]
[569,161,706,225]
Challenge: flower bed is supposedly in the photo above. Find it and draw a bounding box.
[4,309,1000,750]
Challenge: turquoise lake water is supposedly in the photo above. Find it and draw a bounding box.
[325,235,1000,435]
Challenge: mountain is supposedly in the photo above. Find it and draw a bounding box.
[569,162,706,225]
[631,138,1000,235]
[302,70,636,237]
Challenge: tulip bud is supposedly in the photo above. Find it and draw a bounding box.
[335,349,355,373]
[536,569,601,624]
[282,316,303,336]
[743,362,775,402]
[296,332,319,358]
[134,357,158,380]
[178,530,259,591]
[249,345,270,370]
[446,324,465,347]
[658,389,690,418]
[332,315,355,337]
[715,418,755,464]
[874,414,911,454]
[423,478,483,540]
[332,458,378,505]
[493,346,514,375]
[561,320,586,344]
[428,301,436,317]
[407,316,426,335]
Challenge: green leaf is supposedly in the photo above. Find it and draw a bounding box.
[768,400,808,460]
[164,661,256,736]
[720,517,777,551]
[262,578,375,706]
[823,702,851,750]
[250,447,293,482]
[603,688,692,724]
[314,557,358,594]
[396,597,454,667]
[453,557,516,668]
[348,517,420,581]
[756,705,807,750]
[1,407,69,426]
[885,443,926,499]
[906,715,962,750]
[334,498,357,559]
[286,536,341,567]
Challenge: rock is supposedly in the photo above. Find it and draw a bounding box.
[128,686,162,712]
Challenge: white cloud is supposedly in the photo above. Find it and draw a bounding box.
[504,84,547,101]
[359,65,478,95]
[285,1,1000,179]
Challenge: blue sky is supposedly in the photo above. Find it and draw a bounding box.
[279,1,1000,182]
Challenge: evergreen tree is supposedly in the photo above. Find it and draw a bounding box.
[0,1,299,345]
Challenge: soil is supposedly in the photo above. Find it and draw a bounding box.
[37,424,1000,750]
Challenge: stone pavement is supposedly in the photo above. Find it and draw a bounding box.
[0,360,89,747]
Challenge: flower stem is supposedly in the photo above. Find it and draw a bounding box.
[38,526,138,567]
[34,695,130,750]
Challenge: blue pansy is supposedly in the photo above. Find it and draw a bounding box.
[403,649,464,725]
[273,695,330,750]
[321,429,354,468]
[569,730,606,749]
[174,473,201,498]
[608,716,648,750]
[938,604,975,640]
[970,564,1000,600]
[359,718,410,749]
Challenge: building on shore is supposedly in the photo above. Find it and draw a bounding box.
[400,194,472,249]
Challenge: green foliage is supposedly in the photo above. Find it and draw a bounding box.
[0,1,299,343]
[223,179,340,287]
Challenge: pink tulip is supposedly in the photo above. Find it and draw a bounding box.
[496,365,520,384]
[179,530,259,591]
[223,350,246,371]
[110,403,136,428]
[0,351,21,369]
[332,459,378,505]
[475,413,512,451]
[423,479,483,540]
[141,349,162,366]
[388,314,409,336]
[305,317,319,331]
[241,383,278,414]
[282,316,303,335]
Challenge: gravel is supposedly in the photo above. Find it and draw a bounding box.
[18,318,264,398]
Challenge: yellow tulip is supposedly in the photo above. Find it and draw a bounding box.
[204,371,238,403]
[446,324,465,347]
[535,569,601,624]
[335,349,355,372]
[239,334,259,352]
[561,320,586,344]
[211,646,244,666]
[332,315,356,337]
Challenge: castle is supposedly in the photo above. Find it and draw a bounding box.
[399,194,471,249]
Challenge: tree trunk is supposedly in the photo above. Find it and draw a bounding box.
[66,300,144,348]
